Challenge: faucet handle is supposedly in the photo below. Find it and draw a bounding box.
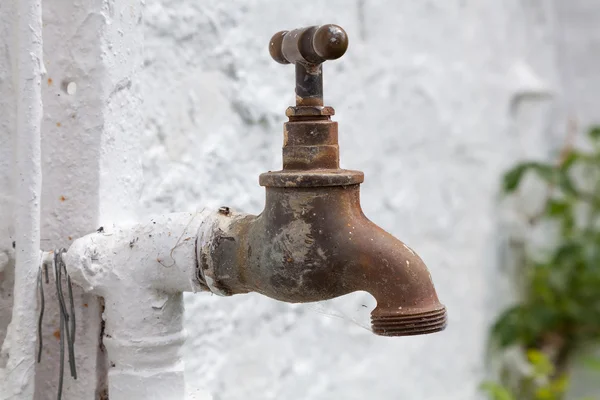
[269,24,348,66]
[268,24,348,107]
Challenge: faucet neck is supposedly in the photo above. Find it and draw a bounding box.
[282,117,339,170]
[259,104,364,188]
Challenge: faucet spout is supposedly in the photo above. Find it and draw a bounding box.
[346,215,448,336]
[197,184,447,337]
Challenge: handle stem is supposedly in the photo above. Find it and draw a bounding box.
[295,64,323,106]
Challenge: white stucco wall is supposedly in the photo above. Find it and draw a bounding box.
[139,1,564,399]
[0,0,17,364]
[1,0,598,399]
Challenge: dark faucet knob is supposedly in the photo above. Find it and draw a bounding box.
[269,24,348,66]
[268,24,348,107]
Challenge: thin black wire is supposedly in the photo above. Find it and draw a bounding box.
[60,250,77,379]
[34,250,79,400]
[48,248,78,400]
[53,253,65,400]
[67,275,75,347]
[64,263,77,379]
[53,252,69,322]
[54,249,77,379]
[36,266,44,363]
[55,251,72,373]
[58,302,65,400]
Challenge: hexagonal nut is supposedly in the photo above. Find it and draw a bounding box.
[285,106,335,117]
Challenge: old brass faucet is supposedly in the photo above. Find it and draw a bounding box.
[197,24,447,336]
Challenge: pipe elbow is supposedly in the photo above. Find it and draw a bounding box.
[64,212,208,296]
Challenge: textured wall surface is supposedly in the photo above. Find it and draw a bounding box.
[0,0,17,360]
[1,0,597,399]
[140,1,563,399]
[555,0,600,130]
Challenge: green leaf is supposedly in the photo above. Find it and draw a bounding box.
[582,356,600,372]
[545,199,570,218]
[503,164,529,193]
[552,241,584,265]
[560,151,580,171]
[491,306,524,347]
[527,349,555,378]
[549,374,569,395]
[534,387,553,400]
[534,375,569,400]
[503,162,555,193]
[588,126,600,141]
[558,171,578,197]
[480,382,516,400]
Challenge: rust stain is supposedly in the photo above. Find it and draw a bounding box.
[47,78,53,86]
[68,236,72,241]
[56,122,61,127]
[59,195,66,202]
[83,303,88,308]
[53,330,60,340]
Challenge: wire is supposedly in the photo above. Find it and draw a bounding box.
[44,248,78,400]
[55,249,77,379]
[58,303,65,400]
[36,265,44,363]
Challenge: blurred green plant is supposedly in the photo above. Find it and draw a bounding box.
[482,126,600,400]
[481,349,571,400]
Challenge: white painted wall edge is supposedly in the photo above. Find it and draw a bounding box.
[0,0,44,398]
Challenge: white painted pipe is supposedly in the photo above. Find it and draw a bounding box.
[65,211,214,400]
[0,0,44,398]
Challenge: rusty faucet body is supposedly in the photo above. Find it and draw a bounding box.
[198,25,447,336]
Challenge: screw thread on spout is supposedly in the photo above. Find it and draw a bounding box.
[371,307,447,336]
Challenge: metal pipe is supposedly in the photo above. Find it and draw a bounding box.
[64,212,207,400]
[1,0,44,398]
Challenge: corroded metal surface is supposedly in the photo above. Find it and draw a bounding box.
[199,24,447,336]
[200,186,447,336]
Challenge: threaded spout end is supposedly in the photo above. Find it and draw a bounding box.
[371,307,447,337]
